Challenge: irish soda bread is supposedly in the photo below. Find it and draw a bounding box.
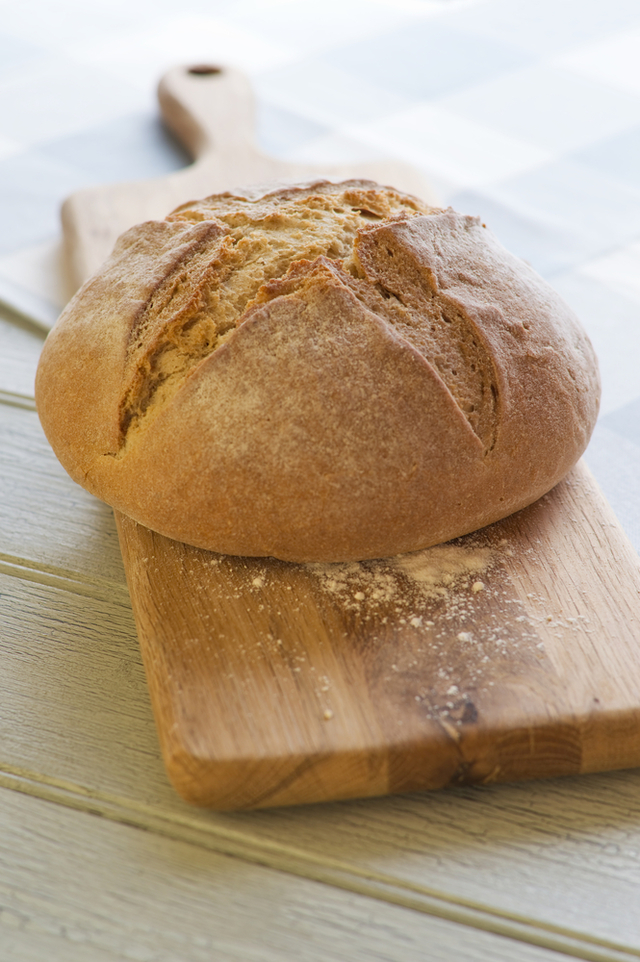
[35,180,600,562]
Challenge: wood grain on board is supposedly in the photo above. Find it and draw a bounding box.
[115,464,640,809]
[61,64,640,810]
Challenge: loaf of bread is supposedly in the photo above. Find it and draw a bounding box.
[35,180,600,562]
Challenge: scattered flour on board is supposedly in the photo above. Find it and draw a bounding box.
[192,535,593,726]
[393,544,494,596]
[302,537,533,711]
[305,540,496,611]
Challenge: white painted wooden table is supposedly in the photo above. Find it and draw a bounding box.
[2,1,640,958]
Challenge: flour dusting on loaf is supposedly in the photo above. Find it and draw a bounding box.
[35,180,600,562]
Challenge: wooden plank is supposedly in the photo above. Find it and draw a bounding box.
[0,322,126,587]
[246,773,640,953]
[0,403,126,587]
[0,786,585,962]
[0,312,43,397]
[2,569,640,957]
[0,572,159,797]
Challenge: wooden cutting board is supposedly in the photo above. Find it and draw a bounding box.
[61,64,640,810]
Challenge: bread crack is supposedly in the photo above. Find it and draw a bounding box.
[117,181,433,447]
[352,219,499,452]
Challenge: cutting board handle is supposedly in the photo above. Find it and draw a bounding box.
[62,63,439,292]
[158,64,257,161]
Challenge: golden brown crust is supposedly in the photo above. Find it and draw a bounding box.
[35,180,600,562]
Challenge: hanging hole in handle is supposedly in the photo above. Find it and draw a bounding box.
[187,64,223,76]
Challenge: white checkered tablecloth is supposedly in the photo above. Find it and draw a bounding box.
[1,0,639,550]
